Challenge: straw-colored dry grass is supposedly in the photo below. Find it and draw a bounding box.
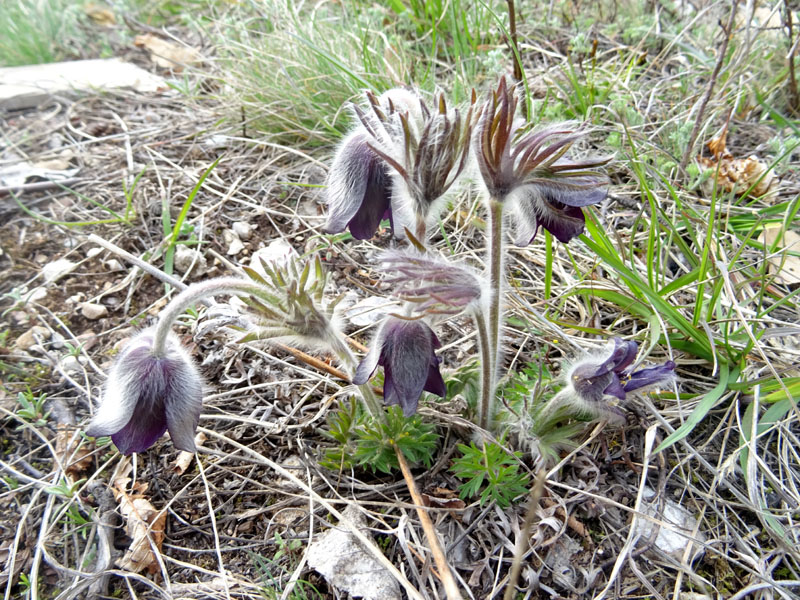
[1,1,799,598]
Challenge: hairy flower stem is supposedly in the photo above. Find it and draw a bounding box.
[153,278,263,358]
[330,336,388,426]
[482,197,505,428]
[473,308,493,430]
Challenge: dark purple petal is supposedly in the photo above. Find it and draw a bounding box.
[86,330,203,455]
[608,338,638,373]
[325,133,392,239]
[423,356,447,399]
[602,376,627,401]
[353,341,383,385]
[166,375,204,453]
[346,158,392,240]
[539,202,586,243]
[623,361,676,392]
[542,183,608,208]
[511,185,593,245]
[358,318,445,416]
[112,408,168,455]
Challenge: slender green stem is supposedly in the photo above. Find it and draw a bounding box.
[473,308,493,429]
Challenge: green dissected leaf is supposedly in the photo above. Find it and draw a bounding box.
[452,441,529,509]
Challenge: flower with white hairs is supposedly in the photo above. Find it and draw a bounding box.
[86,330,203,455]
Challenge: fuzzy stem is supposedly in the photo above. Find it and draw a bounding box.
[152,278,263,357]
[394,445,463,600]
[473,308,493,430]
[329,336,387,425]
[483,197,505,427]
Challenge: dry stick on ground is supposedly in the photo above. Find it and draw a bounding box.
[679,0,739,172]
[785,0,799,114]
[393,445,464,600]
[502,470,546,600]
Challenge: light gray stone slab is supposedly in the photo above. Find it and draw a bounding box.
[0,58,168,110]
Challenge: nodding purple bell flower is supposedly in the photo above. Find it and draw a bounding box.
[352,317,446,416]
[564,338,676,424]
[85,330,203,455]
[324,131,393,240]
[474,77,610,243]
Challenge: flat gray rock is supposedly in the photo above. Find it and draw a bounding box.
[0,58,168,110]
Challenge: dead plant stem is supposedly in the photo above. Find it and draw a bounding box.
[503,470,546,600]
[394,445,463,600]
[679,0,738,172]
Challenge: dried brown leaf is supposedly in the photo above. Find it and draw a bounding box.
[133,34,201,71]
[84,3,116,26]
[111,478,166,574]
[172,432,206,474]
[698,153,778,198]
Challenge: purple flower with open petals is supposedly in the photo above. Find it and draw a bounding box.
[564,337,675,424]
[353,317,446,416]
[474,77,610,244]
[85,330,203,455]
[324,131,393,240]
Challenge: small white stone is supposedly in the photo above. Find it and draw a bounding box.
[60,354,86,373]
[173,246,207,275]
[41,258,77,284]
[249,239,297,277]
[222,229,245,256]
[27,287,48,302]
[15,326,51,350]
[86,247,103,259]
[80,302,108,320]
[104,259,122,271]
[232,221,253,240]
[636,487,705,561]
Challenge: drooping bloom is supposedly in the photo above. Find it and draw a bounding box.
[473,77,610,244]
[562,337,676,424]
[324,131,393,240]
[355,89,476,237]
[353,317,446,416]
[85,330,203,455]
[380,248,483,316]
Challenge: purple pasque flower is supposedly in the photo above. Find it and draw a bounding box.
[354,88,475,236]
[85,330,203,455]
[380,248,483,316]
[324,130,393,240]
[352,317,446,416]
[564,337,676,423]
[474,77,610,243]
